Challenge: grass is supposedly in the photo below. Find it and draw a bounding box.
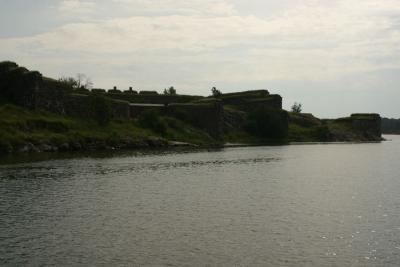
[0,103,380,154]
[323,119,365,141]
[161,117,218,146]
[288,114,375,142]
[288,124,329,142]
[287,112,331,142]
[0,104,221,153]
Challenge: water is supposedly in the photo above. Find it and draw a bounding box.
[1,136,400,266]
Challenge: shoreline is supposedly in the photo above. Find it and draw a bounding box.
[0,138,386,165]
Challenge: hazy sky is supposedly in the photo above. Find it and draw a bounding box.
[1,0,400,118]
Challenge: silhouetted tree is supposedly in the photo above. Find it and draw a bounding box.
[59,73,93,90]
[211,87,222,97]
[163,86,177,95]
[291,102,302,113]
[58,77,78,88]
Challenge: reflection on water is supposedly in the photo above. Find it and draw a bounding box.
[1,136,400,266]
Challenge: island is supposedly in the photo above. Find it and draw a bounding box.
[0,61,382,154]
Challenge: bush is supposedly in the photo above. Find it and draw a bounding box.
[211,87,222,97]
[137,110,167,135]
[291,102,302,113]
[163,86,177,95]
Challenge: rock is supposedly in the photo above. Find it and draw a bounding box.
[146,137,168,147]
[18,145,30,153]
[39,144,53,152]
[168,141,197,147]
[59,143,70,151]
[70,141,82,150]
[18,142,39,153]
[128,140,148,148]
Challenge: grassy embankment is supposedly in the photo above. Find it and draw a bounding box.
[288,112,381,142]
[0,104,217,154]
[287,112,330,142]
[0,102,381,154]
[221,105,366,144]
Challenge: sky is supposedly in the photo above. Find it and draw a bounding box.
[1,0,400,118]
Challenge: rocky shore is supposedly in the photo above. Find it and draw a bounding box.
[4,137,203,155]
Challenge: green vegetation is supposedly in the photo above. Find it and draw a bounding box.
[0,102,382,155]
[0,61,383,154]
[161,117,217,146]
[211,87,222,97]
[134,109,217,145]
[90,95,111,126]
[287,112,382,142]
[0,104,219,154]
[163,86,177,95]
[222,105,381,144]
[0,104,144,153]
[291,102,302,113]
[288,124,330,142]
[137,110,167,135]
[287,112,339,142]
[58,73,93,90]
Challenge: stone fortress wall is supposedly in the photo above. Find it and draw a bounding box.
[350,114,382,138]
[0,61,381,140]
[0,62,228,137]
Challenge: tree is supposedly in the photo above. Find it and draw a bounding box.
[84,77,93,90]
[163,86,177,95]
[291,102,302,113]
[58,73,93,90]
[58,77,78,88]
[211,87,222,97]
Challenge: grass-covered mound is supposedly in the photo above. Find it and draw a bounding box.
[288,112,330,142]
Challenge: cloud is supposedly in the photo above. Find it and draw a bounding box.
[58,0,95,14]
[110,0,236,16]
[1,0,400,87]
[3,15,275,54]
